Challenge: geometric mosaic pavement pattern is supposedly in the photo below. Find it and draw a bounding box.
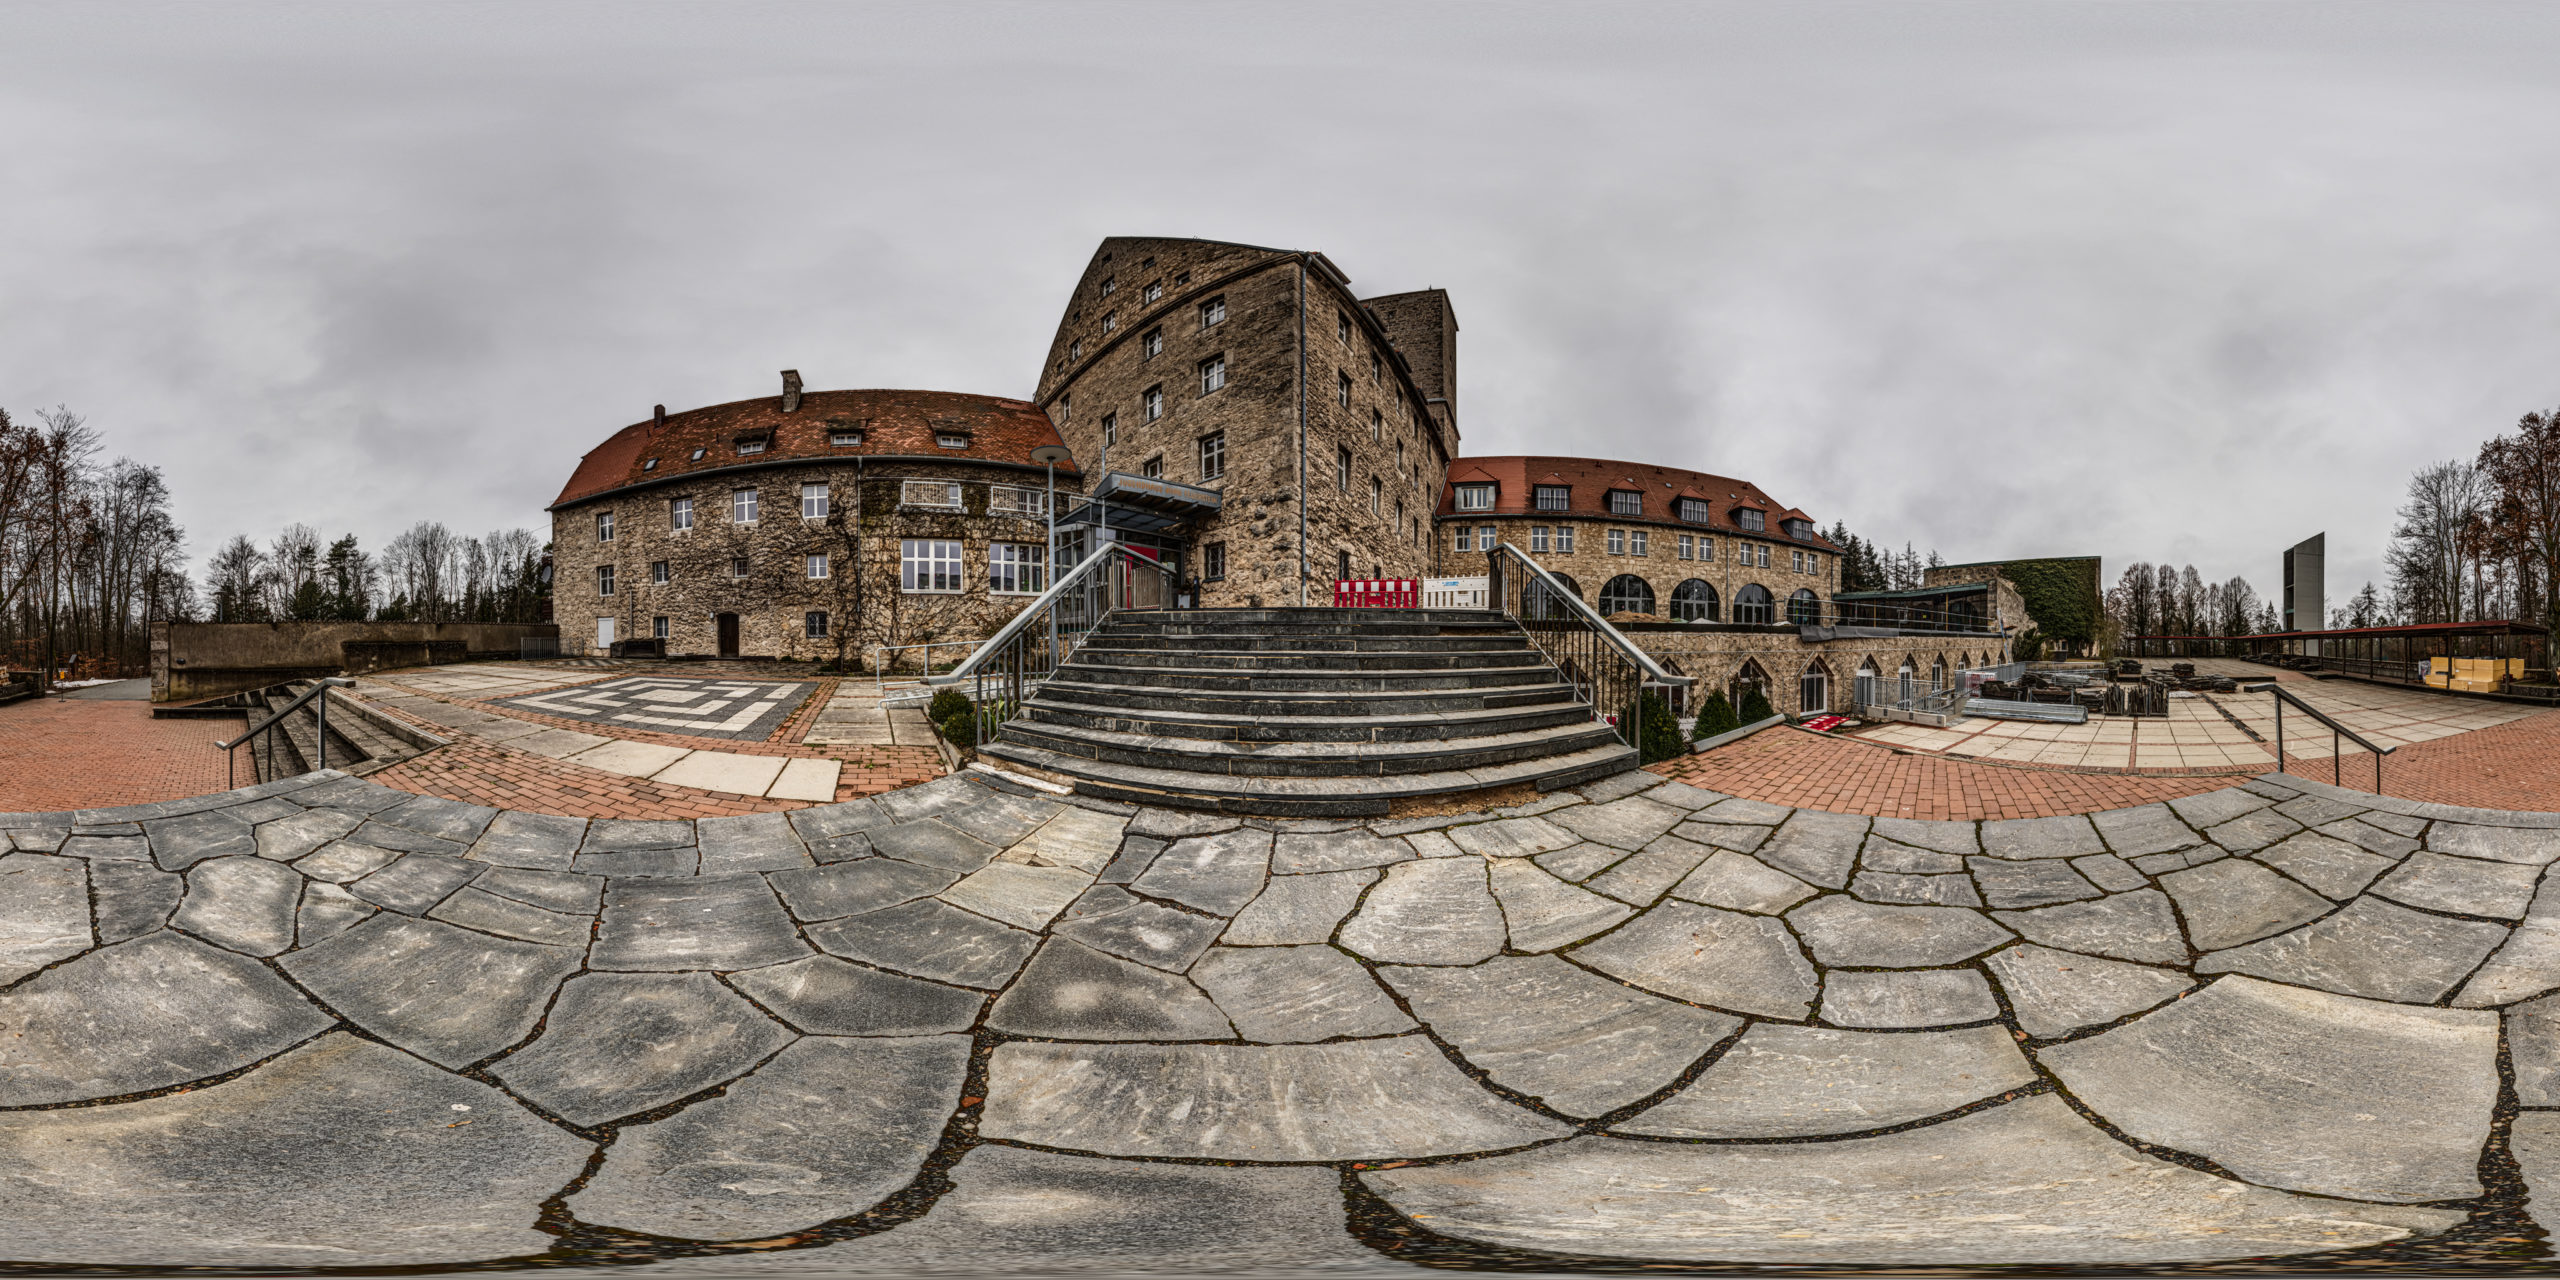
[4,765,2559,1269]
[491,677,816,741]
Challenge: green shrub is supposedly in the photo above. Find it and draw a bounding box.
[927,688,970,723]
[1737,684,1775,725]
[1692,689,1739,740]
[2017,628,2046,663]
[1636,691,1685,764]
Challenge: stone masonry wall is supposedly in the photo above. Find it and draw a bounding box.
[1436,514,1840,619]
[1622,627,2015,719]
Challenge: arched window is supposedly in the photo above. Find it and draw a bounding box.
[1598,574,1655,617]
[1670,579,1719,623]
[1661,659,1688,718]
[1931,656,1947,689]
[1855,659,1879,710]
[1734,584,1775,625]
[1525,573,1581,621]
[1897,659,1917,704]
[1731,659,1770,712]
[1800,660,1830,715]
[1788,588,1820,625]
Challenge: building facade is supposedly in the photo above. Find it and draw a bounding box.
[1031,237,1456,606]
[548,381,1082,664]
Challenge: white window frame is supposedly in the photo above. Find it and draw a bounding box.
[595,510,614,542]
[596,564,614,596]
[989,542,1047,595]
[1631,530,1648,557]
[1529,526,1549,554]
[901,480,963,511]
[735,437,767,456]
[1454,484,1495,512]
[989,485,1048,518]
[1534,485,1569,512]
[652,615,669,639]
[1455,526,1475,553]
[649,560,669,585]
[1555,525,1576,554]
[1101,411,1116,447]
[731,488,759,524]
[802,483,828,520]
[1199,355,1226,395]
[1142,327,1162,359]
[1606,528,1625,556]
[671,496,692,531]
[1198,432,1225,481]
[1199,296,1225,327]
[1143,386,1164,421]
[1203,541,1226,579]
[1336,446,1352,491]
[806,553,830,580]
[900,539,964,593]
[1478,524,1496,551]
[1679,534,1695,561]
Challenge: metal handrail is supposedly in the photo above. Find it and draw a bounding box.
[216,676,355,788]
[1488,542,1692,688]
[2269,683,2392,794]
[927,542,1168,687]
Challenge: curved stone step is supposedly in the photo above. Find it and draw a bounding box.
[997,717,1627,779]
[977,739,1640,817]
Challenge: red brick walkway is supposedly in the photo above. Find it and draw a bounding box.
[364,736,946,819]
[1650,727,2255,820]
[2290,705,2560,812]
[0,699,243,813]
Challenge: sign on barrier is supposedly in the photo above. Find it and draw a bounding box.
[1333,579,1419,608]
[1422,576,1488,609]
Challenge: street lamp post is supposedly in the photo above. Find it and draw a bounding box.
[1031,445,1074,665]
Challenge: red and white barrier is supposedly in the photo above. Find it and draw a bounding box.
[1333,579,1419,608]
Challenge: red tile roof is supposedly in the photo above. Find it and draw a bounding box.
[550,389,1079,509]
[1435,455,1840,550]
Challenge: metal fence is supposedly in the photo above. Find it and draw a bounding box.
[1487,542,1691,747]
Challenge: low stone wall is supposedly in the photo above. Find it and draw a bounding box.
[1619,624,2013,719]
[153,622,557,702]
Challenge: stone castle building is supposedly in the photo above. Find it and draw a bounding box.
[549,238,2013,709]
[548,380,1082,663]
[1031,237,1457,605]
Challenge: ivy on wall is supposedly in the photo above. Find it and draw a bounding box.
[1995,557,2101,644]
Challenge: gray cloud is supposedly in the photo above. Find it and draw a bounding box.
[4,1,2556,607]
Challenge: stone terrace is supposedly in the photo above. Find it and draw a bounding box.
[6,764,2560,1268]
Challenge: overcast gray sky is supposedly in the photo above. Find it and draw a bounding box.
[6,1,2557,608]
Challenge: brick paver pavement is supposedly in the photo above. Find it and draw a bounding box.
[0,699,243,812]
[2281,703,2560,812]
[1649,726,2251,820]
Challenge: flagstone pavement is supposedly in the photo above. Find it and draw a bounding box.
[7,761,2560,1271]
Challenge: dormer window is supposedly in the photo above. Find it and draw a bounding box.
[830,429,863,446]
[1533,485,1570,511]
[1677,498,1709,523]
[936,433,970,450]
[1607,489,1642,516]
[1737,508,1766,532]
[735,438,767,456]
[1455,483,1496,512]
[1783,518,1815,540]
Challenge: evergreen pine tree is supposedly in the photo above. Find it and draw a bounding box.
[1692,688,1739,739]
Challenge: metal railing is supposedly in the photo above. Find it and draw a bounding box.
[1487,542,1692,747]
[924,542,1180,747]
[871,639,993,707]
[216,677,355,789]
[2270,684,2393,794]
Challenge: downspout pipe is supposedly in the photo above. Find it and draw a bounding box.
[1296,257,1309,606]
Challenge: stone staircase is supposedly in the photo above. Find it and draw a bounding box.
[978,607,1638,816]
[225,681,437,783]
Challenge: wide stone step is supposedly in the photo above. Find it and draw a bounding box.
[1054,663,1560,694]
[1118,607,1502,628]
[1097,621,1514,640]
[1032,677,1579,719]
[995,718,1627,779]
[977,739,1642,818]
[1074,646,1539,671]
[1019,698,1601,745]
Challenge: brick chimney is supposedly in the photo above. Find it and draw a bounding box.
[781,370,803,413]
[652,404,666,432]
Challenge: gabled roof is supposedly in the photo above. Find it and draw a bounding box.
[1435,456,1839,551]
[551,388,1076,510]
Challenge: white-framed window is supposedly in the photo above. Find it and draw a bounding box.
[806,611,829,639]
[1199,295,1225,328]
[1678,497,1710,523]
[1203,541,1226,579]
[1455,526,1475,553]
[1701,536,1715,562]
[1198,431,1225,481]
[937,433,970,450]
[735,437,766,456]
[1801,662,1828,714]
[1738,508,1766,532]
[1679,534,1695,560]
[830,427,863,446]
[1141,455,1164,479]
[990,485,1048,518]
[595,510,614,542]
[595,564,614,596]
[1144,280,1162,304]
[1757,543,1771,569]
[1057,393,1070,422]
[1555,525,1576,554]
[730,555,750,579]
[902,480,963,510]
[650,560,669,585]
[1607,490,1641,516]
[989,542,1046,594]
[1101,411,1116,447]
[1099,276,1116,297]
[1478,524,1496,550]
[1337,371,1352,408]
[1531,485,1569,512]
[1337,311,1352,344]
[1607,528,1625,555]
[1631,530,1649,556]
[1370,475,1382,514]
[1454,484,1495,511]
[1199,355,1226,395]
[1069,339,1083,360]
[802,482,828,520]
[901,539,963,593]
[1336,446,1352,491]
[1373,409,1384,442]
[731,488,758,524]
[1529,526,1549,554]
[1790,549,1804,573]
[1142,327,1162,359]
[671,496,693,531]
[806,553,830,580]
[652,615,668,639]
[1102,311,1117,334]
[1143,386,1164,421]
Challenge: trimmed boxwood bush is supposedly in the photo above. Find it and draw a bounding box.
[1692,689,1740,740]
[1737,684,1775,725]
[1637,691,1685,764]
